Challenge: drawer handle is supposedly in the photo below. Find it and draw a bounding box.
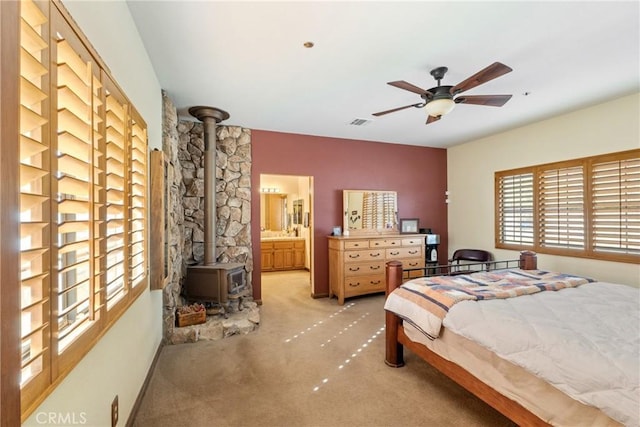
[370,280,381,285]
[370,266,380,270]
[349,254,360,259]
[408,262,418,267]
[409,250,418,255]
[349,282,361,287]
[353,243,361,247]
[373,242,380,246]
[349,267,360,272]
[370,253,381,257]
[390,242,397,245]
[390,251,400,256]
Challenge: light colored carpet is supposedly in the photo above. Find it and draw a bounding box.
[132,271,514,427]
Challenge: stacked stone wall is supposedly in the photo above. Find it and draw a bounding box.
[161,91,254,342]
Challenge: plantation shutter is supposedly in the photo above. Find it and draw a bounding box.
[591,155,640,256]
[91,57,107,328]
[17,0,149,415]
[53,11,104,355]
[496,172,534,246]
[19,0,51,401]
[538,164,585,250]
[103,77,129,311]
[129,109,147,287]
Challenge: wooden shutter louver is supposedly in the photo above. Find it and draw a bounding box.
[592,156,640,256]
[538,165,585,250]
[92,71,106,319]
[497,172,534,246]
[129,109,147,287]
[53,19,103,353]
[104,78,129,310]
[19,0,51,396]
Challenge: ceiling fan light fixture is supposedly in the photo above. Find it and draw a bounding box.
[424,98,455,117]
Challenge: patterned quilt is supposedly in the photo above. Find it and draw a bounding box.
[383,269,595,340]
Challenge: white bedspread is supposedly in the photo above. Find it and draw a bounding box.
[442,282,640,426]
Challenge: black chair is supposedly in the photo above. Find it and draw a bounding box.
[448,249,492,275]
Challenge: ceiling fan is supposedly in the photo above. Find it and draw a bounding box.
[373,62,513,124]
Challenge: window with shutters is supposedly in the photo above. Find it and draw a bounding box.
[538,164,585,250]
[495,149,640,263]
[18,0,148,416]
[496,171,534,246]
[591,153,640,258]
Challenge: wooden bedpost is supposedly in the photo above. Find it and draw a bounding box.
[519,251,537,270]
[385,261,404,367]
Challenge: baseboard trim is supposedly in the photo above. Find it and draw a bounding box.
[125,341,163,427]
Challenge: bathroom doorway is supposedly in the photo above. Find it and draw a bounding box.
[259,174,314,299]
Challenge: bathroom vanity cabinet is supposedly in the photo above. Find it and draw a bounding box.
[261,239,306,271]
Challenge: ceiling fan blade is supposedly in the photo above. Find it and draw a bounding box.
[387,80,432,95]
[372,103,423,117]
[455,94,512,107]
[426,115,441,125]
[450,62,512,95]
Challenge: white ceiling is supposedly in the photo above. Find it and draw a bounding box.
[126,1,640,148]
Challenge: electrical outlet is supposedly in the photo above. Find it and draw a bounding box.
[111,395,119,427]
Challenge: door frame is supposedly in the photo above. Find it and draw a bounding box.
[259,174,314,296]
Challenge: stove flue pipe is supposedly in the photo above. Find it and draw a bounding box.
[188,106,230,266]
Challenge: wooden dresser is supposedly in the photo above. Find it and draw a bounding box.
[328,234,425,305]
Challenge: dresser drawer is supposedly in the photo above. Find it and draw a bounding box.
[344,261,385,277]
[402,237,424,246]
[344,249,384,262]
[386,247,422,259]
[344,274,385,297]
[400,258,425,279]
[344,240,370,249]
[400,258,424,270]
[273,241,295,249]
[370,238,402,248]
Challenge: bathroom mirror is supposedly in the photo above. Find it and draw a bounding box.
[343,190,398,235]
[261,193,287,231]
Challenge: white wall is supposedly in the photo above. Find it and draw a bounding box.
[447,93,640,287]
[24,1,163,425]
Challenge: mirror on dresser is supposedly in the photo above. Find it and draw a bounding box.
[343,190,398,235]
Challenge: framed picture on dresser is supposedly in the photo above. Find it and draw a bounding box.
[399,218,419,234]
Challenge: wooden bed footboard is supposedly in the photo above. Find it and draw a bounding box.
[384,252,548,426]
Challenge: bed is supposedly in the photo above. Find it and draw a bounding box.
[383,254,639,427]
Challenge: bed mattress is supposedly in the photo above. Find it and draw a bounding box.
[403,323,622,426]
[388,280,639,426]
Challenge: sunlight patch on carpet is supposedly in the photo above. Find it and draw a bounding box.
[321,312,371,348]
[283,302,356,343]
[311,324,386,393]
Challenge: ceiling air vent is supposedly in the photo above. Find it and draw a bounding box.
[349,118,373,126]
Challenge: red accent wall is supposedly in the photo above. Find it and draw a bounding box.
[251,130,448,301]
